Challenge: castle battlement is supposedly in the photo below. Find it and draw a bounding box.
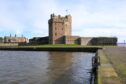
[49,14,71,23]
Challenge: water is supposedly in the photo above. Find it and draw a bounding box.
[118,43,126,47]
[0,51,95,84]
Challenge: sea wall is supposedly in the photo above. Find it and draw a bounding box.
[97,48,122,84]
[80,37,117,46]
[0,47,101,52]
[91,37,117,45]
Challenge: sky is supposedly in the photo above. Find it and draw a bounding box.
[0,0,126,42]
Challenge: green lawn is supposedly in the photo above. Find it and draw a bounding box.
[0,44,118,49]
[0,43,118,49]
[19,44,105,49]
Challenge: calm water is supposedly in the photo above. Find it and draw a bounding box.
[118,43,126,47]
[0,51,95,84]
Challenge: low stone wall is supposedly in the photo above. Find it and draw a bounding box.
[80,37,117,46]
[91,37,117,45]
[79,37,92,45]
[63,36,117,46]
[64,36,80,44]
[29,36,49,44]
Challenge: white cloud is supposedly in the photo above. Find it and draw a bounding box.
[0,0,126,42]
[0,0,25,34]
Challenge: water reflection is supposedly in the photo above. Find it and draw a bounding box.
[48,52,73,81]
[48,52,95,84]
[0,51,95,84]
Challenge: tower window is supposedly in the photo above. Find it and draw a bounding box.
[55,33,57,36]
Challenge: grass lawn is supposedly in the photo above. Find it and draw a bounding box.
[26,44,101,48]
[0,43,118,49]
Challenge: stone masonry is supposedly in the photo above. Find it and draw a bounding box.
[30,14,117,45]
[48,14,117,45]
[48,14,72,44]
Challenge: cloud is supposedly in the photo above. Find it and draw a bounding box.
[68,0,126,42]
[0,0,126,42]
[0,0,25,34]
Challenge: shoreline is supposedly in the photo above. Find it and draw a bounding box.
[97,47,126,84]
[0,46,101,52]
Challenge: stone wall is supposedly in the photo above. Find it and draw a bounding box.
[79,37,117,46]
[29,36,49,44]
[79,37,92,45]
[91,37,117,45]
[48,14,72,44]
[63,36,80,44]
[45,14,118,45]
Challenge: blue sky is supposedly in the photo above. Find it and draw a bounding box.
[0,0,126,42]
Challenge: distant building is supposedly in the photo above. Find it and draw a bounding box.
[30,14,117,45]
[4,35,29,43]
[0,37,3,43]
[29,36,48,44]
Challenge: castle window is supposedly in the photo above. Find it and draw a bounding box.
[55,33,57,36]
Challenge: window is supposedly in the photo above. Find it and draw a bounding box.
[55,33,57,36]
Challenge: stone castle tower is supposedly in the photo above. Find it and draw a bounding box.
[30,14,117,45]
[48,14,72,44]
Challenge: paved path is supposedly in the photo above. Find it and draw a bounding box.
[97,48,122,84]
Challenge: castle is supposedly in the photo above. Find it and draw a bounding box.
[30,14,117,45]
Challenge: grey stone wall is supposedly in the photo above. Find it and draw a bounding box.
[29,36,49,44]
[79,37,93,45]
[91,37,117,45]
[63,36,80,44]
